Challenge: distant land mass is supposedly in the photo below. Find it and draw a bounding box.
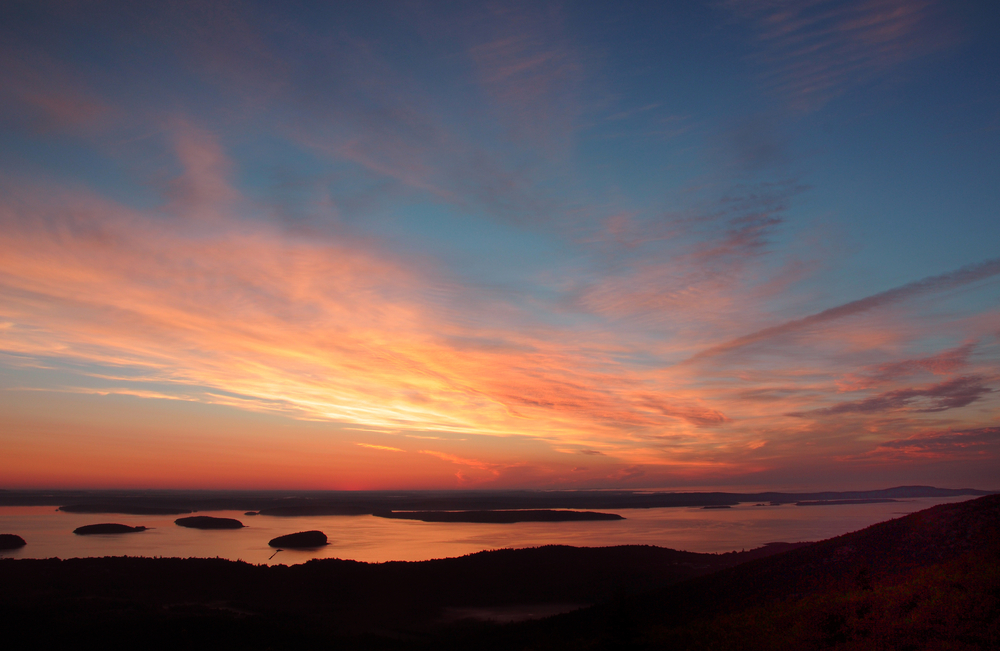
[375,510,624,523]
[73,523,147,535]
[796,498,899,506]
[0,495,996,649]
[174,516,244,530]
[0,485,989,516]
[59,503,191,515]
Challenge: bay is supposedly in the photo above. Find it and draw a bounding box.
[0,496,974,565]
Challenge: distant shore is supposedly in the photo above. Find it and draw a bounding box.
[0,485,988,517]
[374,510,625,523]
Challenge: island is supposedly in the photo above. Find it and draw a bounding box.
[374,510,624,523]
[268,530,328,548]
[73,523,148,535]
[0,534,26,549]
[174,516,244,529]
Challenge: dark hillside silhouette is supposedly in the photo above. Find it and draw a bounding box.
[0,495,996,649]
[0,543,802,648]
[470,494,1000,650]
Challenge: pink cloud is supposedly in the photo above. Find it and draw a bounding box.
[837,342,976,391]
[461,3,587,147]
[0,124,741,450]
[0,44,115,134]
[724,0,957,111]
[791,375,994,417]
[842,426,1000,462]
[685,258,1000,364]
[0,112,996,486]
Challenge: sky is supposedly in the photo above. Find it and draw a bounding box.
[1,0,998,491]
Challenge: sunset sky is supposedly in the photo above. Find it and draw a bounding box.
[1,0,998,491]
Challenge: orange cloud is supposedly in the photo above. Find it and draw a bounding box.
[0,127,736,450]
[356,443,405,452]
[1,123,998,489]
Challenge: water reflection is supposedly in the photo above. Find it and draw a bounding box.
[0,496,974,565]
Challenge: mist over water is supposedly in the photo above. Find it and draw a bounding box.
[0,496,974,565]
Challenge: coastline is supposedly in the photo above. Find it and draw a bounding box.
[0,494,983,564]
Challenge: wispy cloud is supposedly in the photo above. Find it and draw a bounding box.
[419,450,501,476]
[724,0,955,110]
[0,44,115,134]
[791,375,993,416]
[356,443,405,452]
[686,258,1000,364]
[0,126,735,445]
[462,2,588,147]
[843,426,1000,462]
[576,180,805,325]
[837,342,977,390]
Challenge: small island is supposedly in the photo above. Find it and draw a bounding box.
[268,530,328,548]
[0,534,26,549]
[374,510,624,523]
[73,523,148,535]
[175,516,244,529]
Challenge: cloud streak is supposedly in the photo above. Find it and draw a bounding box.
[686,258,1000,364]
[792,375,993,416]
[724,0,955,111]
[843,427,1000,462]
[837,342,977,390]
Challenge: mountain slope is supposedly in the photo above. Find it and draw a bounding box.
[464,494,1000,650]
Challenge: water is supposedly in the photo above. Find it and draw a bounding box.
[0,496,975,565]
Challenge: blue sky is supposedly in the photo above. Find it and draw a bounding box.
[0,0,998,490]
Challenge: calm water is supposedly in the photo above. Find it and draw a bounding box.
[0,496,975,565]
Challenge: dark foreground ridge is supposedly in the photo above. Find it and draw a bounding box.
[73,523,148,535]
[0,485,988,516]
[268,530,328,548]
[0,495,997,650]
[0,534,26,549]
[498,493,1000,651]
[174,516,244,529]
[375,509,624,523]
